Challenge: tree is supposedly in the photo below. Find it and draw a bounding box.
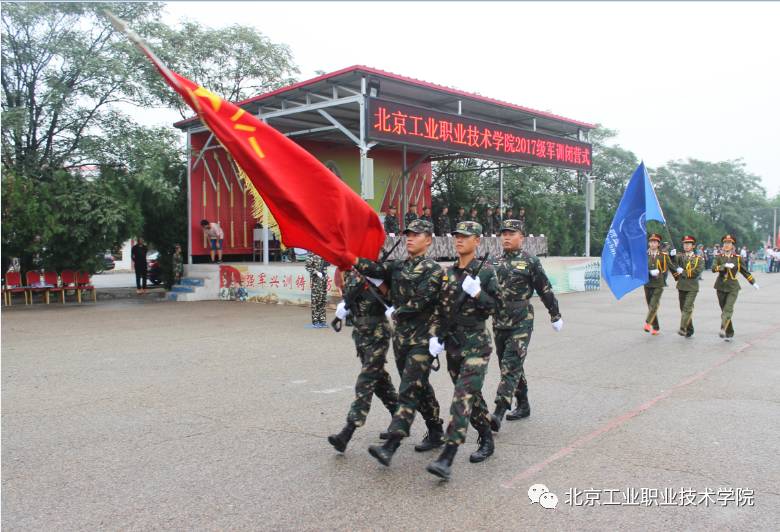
[140,20,299,117]
[2,3,299,274]
[1,2,165,175]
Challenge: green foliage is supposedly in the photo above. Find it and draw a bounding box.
[1,2,297,275]
[432,127,773,256]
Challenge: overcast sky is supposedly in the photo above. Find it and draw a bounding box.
[149,1,780,195]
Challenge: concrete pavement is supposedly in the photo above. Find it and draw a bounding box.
[2,271,779,530]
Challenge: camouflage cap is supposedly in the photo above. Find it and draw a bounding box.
[403,219,434,235]
[452,220,482,236]
[499,219,525,234]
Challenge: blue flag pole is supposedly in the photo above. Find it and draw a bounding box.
[601,162,666,300]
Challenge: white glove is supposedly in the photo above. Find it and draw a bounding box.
[428,336,445,357]
[462,275,481,298]
[314,271,324,278]
[384,305,396,320]
[753,283,759,290]
[650,269,660,277]
[552,319,563,332]
[670,248,677,257]
[388,233,396,237]
[366,276,384,287]
[676,267,684,274]
[724,262,735,269]
[335,301,350,320]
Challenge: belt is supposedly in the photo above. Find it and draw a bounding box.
[453,316,486,331]
[353,315,385,326]
[504,299,529,309]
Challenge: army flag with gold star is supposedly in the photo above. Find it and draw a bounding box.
[105,12,385,269]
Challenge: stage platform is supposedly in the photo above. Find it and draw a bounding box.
[169,256,601,303]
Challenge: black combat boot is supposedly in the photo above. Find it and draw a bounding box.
[327,422,356,453]
[469,427,494,463]
[414,419,444,452]
[368,435,402,466]
[426,444,458,480]
[490,403,508,432]
[506,393,531,421]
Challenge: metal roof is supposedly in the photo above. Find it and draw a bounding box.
[174,65,595,145]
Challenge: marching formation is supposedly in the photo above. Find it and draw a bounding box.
[642,233,758,341]
[327,218,562,480]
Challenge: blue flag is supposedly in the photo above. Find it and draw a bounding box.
[601,162,666,299]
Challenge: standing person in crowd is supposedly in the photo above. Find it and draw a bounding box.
[469,207,479,227]
[516,207,527,233]
[453,206,467,227]
[327,268,399,454]
[384,205,400,236]
[436,206,452,236]
[644,233,671,334]
[172,243,184,285]
[504,207,514,221]
[131,237,149,294]
[420,206,434,225]
[305,252,330,328]
[670,235,704,338]
[404,203,418,229]
[354,219,445,467]
[200,218,224,263]
[768,246,777,273]
[491,208,502,235]
[426,221,499,480]
[489,220,562,431]
[484,207,496,236]
[712,235,758,341]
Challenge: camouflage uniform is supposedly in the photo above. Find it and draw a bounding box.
[384,213,400,235]
[712,235,756,339]
[404,210,418,229]
[492,220,560,418]
[305,253,329,326]
[172,249,184,284]
[342,270,398,426]
[420,214,433,225]
[431,222,498,446]
[645,238,671,331]
[670,237,704,337]
[436,214,452,236]
[453,210,467,227]
[484,212,497,236]
[355,219,444,439]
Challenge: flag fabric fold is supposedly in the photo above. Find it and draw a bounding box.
[106,12,385,269]
[601,162,666,300]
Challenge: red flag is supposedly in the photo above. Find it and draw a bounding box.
[106,12,385,269]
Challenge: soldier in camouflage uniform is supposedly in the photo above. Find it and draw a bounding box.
[436,207,452,236]
[644,233,671,334]
[425,221,499,480]
[490,220,563,430]
[670,235,705,338]
[353,219,445,467]
[384,206,400,235]
[420,206,433,225]
[404,203,419,229]
[484,207,496,236]
[328,268,399,452]
[453,207,467,227]
[305,252,330,328]
[712,234,759,341]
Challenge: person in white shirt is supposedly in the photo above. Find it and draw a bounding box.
[200,218,224,263]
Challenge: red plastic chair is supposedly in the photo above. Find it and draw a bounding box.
[43,271,65,304]
[25,271,47,305]
[3,271,28,305]
[76,271,96,303]
[61,270,78,302]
